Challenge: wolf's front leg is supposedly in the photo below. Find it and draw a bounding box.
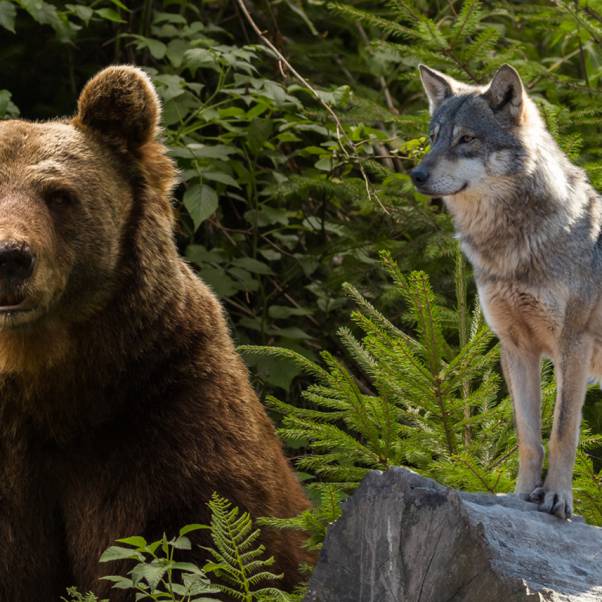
[534,337,592,519]
[501,346,543,498]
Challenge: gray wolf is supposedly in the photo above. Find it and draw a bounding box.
[412,63,602,519]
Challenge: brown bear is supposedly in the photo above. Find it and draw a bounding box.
[0,65,311,601]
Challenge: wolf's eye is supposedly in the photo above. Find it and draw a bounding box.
[459,134,475,144]
[44,188,78,209]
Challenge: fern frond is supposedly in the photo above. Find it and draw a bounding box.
[204,493,284,599]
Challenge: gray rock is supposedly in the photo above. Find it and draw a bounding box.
[305,468,602,601]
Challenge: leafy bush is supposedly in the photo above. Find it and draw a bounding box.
[62,493,294,602]
[245,251,602,541]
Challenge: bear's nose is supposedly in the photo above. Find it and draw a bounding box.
[410,166,430,185]
[0,242,35,282]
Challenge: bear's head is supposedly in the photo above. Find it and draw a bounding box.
[0,66,177,373]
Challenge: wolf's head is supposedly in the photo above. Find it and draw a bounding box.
[411,65,534,197]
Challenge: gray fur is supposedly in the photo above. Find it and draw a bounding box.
[414,64,602,519]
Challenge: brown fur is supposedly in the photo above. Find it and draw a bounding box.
[0,66,311,601]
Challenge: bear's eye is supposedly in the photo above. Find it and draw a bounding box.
[459,134,476,144]
[44,188,78,209]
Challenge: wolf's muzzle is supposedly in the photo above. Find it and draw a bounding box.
[410,166,429,185]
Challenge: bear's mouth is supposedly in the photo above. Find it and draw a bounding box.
[0,292,34,314]
[0,297,41,330]
[0,303,34,314]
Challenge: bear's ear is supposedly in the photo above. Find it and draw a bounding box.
[418,65,455,114]
[483,64,525,125]
[75,65,161,150]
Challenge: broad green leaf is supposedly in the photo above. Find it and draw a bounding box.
[95,7,125,23]
[169,144,238,160]
[20,0,73,41]
[131,562,167,589]
[153,73,187,102]
[247,118,274,154]
[171,561,206,574]
[184,183,218,230]
[99,546,144,563]
[259,249,282,261]
[179,524,210,537]
[66,4,93,24]
[153,11,187,25]
[115,536,147,548]
[129,34,167,59]
[314,157,333,171]
[100,575,134,589]
[109,0,130,11]
[198,267,239,297]
[229,267,259,292]
[171,535,192,550]
[0,1,16,32]
[232,257,274,275]
[202,171,240,188]
[167,38,189,68]
[184,48,219,73]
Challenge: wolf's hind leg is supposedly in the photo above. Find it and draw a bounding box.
[538,337,591,519]
[501,347,543,498]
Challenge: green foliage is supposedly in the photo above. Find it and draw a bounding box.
[62,588,105,602]
[243,250,509,490]
[203,493,289,602]
[573,440,602,525]
[64,493,292,602]
[259,484,345,553]
[0,0,130,42]
[244,251,602,540]
[97,531,221,601]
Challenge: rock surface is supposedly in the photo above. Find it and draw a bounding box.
[305,468,602,601]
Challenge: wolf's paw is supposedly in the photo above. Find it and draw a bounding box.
[535,487,573,520]
[527,486,545,504]
[516,485,542,502]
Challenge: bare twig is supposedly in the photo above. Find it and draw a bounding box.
[236,0,390,214]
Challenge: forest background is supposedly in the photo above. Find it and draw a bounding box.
[3,0,602,599]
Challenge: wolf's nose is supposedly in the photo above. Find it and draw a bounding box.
[0,242,35,282]
[410,167,430,185]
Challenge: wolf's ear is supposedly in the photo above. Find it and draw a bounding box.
[75,65,161,150]
[483,65,525,125]
[418,65,454,114]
